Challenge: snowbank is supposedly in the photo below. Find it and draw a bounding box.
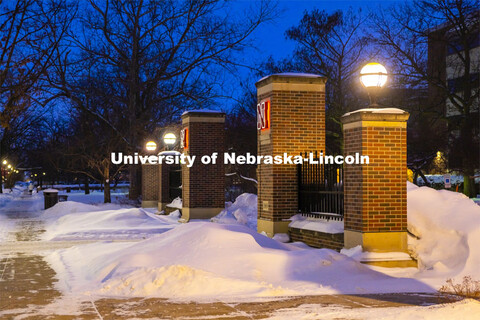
[406,182,480,284]
[42,201,180,240]
[47,222,430,301]
[167,197,182,209]
[211,193,257,229]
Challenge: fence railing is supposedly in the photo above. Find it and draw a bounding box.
[298,151,344,220]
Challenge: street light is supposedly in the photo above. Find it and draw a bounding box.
[360,62,388,107]
[2,160,7,165]
[7,164,11,169]
[163,133,176,150]
[145,140,157,152]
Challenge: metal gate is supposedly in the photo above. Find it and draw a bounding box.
[298,151,344,220]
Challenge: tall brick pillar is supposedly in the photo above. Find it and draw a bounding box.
[342,108,416,267]
[141,164,159,208]
[256,74,326,237]
[181,111,225,221]
[157,152,182,211]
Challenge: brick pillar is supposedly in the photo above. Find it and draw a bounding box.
[181,111,225,221]
[141,164,159,208]
[342,108,416,267]
[256,74,326,237]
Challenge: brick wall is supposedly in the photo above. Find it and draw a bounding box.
[257,75,327,225]
[343,111,408,233]
[288,227,344,251]
[182,112,225,209]
[142,164,159,201]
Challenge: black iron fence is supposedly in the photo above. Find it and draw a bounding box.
[298,151,344,220]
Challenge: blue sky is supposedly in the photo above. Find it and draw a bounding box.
[249,0,402,60]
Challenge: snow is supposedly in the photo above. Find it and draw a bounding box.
[46,222,430,301]
[288,214,344,234]
[42,188,59,193]
[34,184,480,302]
[416,174,480,186]
[272,233,290,243]
[342,246,414,262]
[182,109,224,116]
[403,182,480,284]
[158,150,181,156]
[266,299,480,320]
[211,193,258,229]
[258,73,323,82]
[42,201,180,241]
[343,108,407,117]
[167,197,182,209]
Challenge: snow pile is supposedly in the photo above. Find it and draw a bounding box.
[211,193,257,229]
[406,182,480,281]
[47,222,430,301]
[42,201,180,240]
[167,197,182,209]
[288,214,344,234]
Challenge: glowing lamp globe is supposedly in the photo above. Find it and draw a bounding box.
[145,141,157,151]
[163,133,177,146]
[360,63,388,88]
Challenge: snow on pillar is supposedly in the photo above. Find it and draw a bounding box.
[181,110,225,221]
[342,108,417,267]
[256,73,326,237]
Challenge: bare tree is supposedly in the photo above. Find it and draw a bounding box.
[286,8,371,154]
[372,0,479,196]
[47,0,275,199]
[0,0,73,192]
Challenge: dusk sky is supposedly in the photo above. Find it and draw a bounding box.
[248,0,402,61]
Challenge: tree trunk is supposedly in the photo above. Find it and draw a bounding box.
[104,165,111,203]
[463,174,475,198]
[128,164,142,200]
[104,180,111,203]
[84,175,90,195]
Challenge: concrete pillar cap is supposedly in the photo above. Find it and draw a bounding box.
[341,108,409,124]
[256,73,327,88]
[181,109,225,118]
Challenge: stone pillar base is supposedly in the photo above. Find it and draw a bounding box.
[141,200,157,208]
[345,230,417,268]
[344,230,408,252]
[257,219,290,238]
[361,259,418,268]
[181,207,224,222]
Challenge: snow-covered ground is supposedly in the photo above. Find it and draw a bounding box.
[266,299,480,320]
[3,183,480,305]
[46,222,430,301]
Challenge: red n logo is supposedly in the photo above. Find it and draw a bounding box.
[257,100,270,131]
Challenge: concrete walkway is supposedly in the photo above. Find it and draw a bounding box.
[0,196,461,319]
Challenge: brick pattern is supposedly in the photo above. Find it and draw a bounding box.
[288,227,344,251]
[142,164,159,201]
[182,116,225,208]
[257,88,326,222]
[344,125,407,232]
